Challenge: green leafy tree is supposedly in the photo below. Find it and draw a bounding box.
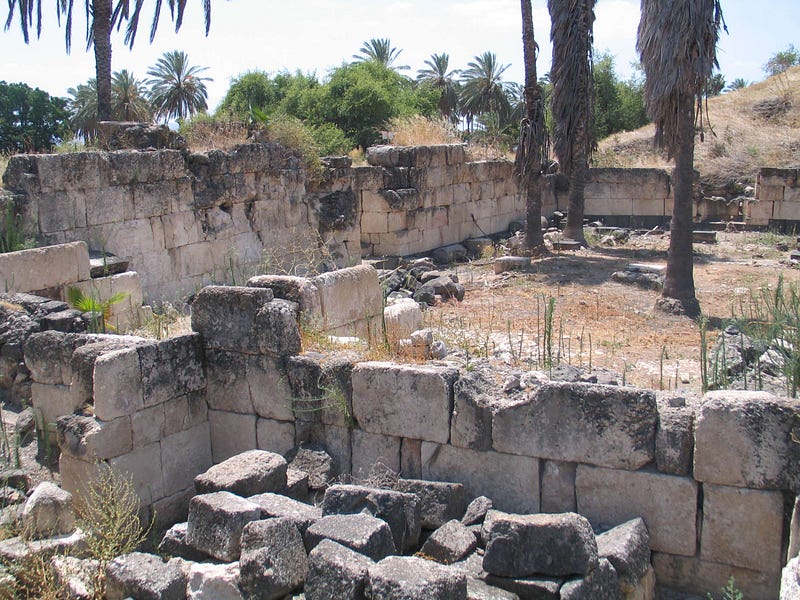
[764,44,800,76]
[638,0,724,317]
[352,38,409,71]
[111,69,151,122]
[593,53,648,139]
[147,50,211,122]
[217,70,319,123]
[460,52,512,131]
[0,81,70,153]
[416,53,461,122]
[4,0,212,121]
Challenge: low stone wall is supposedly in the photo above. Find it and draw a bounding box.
[19,285,795,599]
[749,167,800,227]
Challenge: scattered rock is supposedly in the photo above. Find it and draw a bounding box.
[104,552,187,600]
[305,539,373,600]
[239,518,309,600]
[305,513,396,561]
[368,555,467,599]
[20,481,75,540]
[194,449,288,497]
[419,519,477,564]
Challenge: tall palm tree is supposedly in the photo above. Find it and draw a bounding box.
[548,0,596,244]
[4,0,213,121]
[68,79,100,142]
[638,0,724,317]
[416,53,460,122]
[111,69,151,122]
[352,38,409,71]
[516,0,550,253]
[460,52,512,130]
[725,78,748,92]
[147,50,211,122]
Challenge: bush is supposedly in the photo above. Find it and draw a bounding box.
[387,115,460,146]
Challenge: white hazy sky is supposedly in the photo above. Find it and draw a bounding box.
[1,0,798,112]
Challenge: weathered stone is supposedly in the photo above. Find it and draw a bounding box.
[161,421,213,497]
[56,413,132,460]
[239,518,308,600]
[694,391,800,490]
[368,555,468,599]
[493,381,657,470]
[285,468,310,503]
[414,275,466,303]
[483,574,561,599]
[256,418,295,455]
[466,578,522,599]
[781,557,800,600]
[287,443,336,490]
[104,552,187,600]
[322,484,421,552]
[576,465,697,557]
[92,345,145,421]
[421,443,540,514]
[655,398,694,476]
[395,478,466,529]
[305,513,396,560]
[384,299,424,344]
[208,410,257,463]
[20,481,75,539]
[138,333,206,406]
[493,256,531,274]
[311,265,383,341]
[483,512,598,578]
[420,519,477,564]
[158,522,209,561]
[462,496,493,526]
[700,483,784,573]
[186,491,261,562]
[186,561,242,600]
[352,362,456,444]
[247,274,322,320]
[596,518,651,594]
[51,556,100,600]
[247,492,321,535]
[305,539,373,600]
[559,558,621,600]
[194,449,287,496]
[540,461,576,513]
[350,429,400,480]
[451,370,510,451]
[0,529,88,563]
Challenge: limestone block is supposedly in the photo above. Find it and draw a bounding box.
[541,460,577,513]
[560,557,620,600]
[161,211,202,249]
[59,453,100,502]
[575,465,697,556]
[31,383,83,431]
[394,479,466,529]
[596,518,651,595]
[353,166,384,191]
[351,430,401,481]
[352,362,456,444]
[239,518,309,600]
[109,442,164,506]
[747,199,773,225]
[186,561,241,600]
[57,413,133,460]
[87,218,160,259]
[782,557,800,600]
[23,330,83,386]
[383,300,424,345]
[132,181,172,219]
[306,514,396,561]
[248,355,294,421]
[104,552,186,600]
[256,418,296,455]
[451,369,512,451]
[161,422,212,497]
[312,265,383,332]
[305,539,373,600]
[186,491,261,562]
[694,390,800,490]
[655,398,694,476]
[21,481,75,539]
[195,449,287,497]
[204,350,253,414]
[492,381,657,470]
[400,438,422,479]
[700,483,784,573]
[362,211,389,234]
[420,519,476,564]
[248,492,321,535]
[247,274,323,323]
[0,241,90,294]
[152,487,195,529]
[93,346,145,421]
[653,552,779,600]
[208,410,257,463]
[368,555,467,599]
[70,271,144,332]
[421,443,540,514]
[758,185,785,202]
[132,404,166,448]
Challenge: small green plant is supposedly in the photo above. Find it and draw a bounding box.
[67,287,130,333]
[707,576,744,600]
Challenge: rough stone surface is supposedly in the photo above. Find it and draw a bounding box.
[20,481,75,539]
[248,492,322,535]
[194,449,287,497]
[322,484,421,552]
[305,513,396,561]
[451,369,508,450]
[208,410,257,463]
[559,558,621,600]
[239,518,308,600]
[493,381,657,469]
[483,512,598,578]
[186,491,261,562]
[186,561,242,600]
[596,518,651,593]
[420,519,477,564]
[576,465,697,557]
[781,557,800,600]
[368,555,468,600]
[157,522,209,562]
[104,552,187,600]
[694,391,800,490]
[395,478,466,529]
[654,398,694,476]
[540,461,577,513]
[305,539,373,600]
[466,578,522,599]
[51,556,100,600]
[286,443,336,490]
[700,483,784,573]
[462,496,493,526]
[483,574,561,599]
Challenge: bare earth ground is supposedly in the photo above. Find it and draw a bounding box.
[426,230,800,394]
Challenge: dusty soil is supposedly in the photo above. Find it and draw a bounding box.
[426,229,800,394]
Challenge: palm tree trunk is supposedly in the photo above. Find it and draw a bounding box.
[562,132,588,243]
[659,94,700,317]
[93,0,113,121]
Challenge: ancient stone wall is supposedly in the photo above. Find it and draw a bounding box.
[749,167,800,226]
[24,284,797,600]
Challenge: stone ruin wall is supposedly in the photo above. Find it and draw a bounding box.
[19,279,799,600]
[749,167,800,227]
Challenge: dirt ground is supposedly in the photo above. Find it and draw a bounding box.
[426,229,800,394]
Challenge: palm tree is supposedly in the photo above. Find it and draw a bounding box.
[725,78,748,92]
[637,0,724,317]
[4,0,212,121]
[68,79,100,142]
[416,53,460,122]
[516,0,550,253]
[111,69,151,122]
[352,38,409,71]
[548,0,597,244]
[147,50,211,122]
[460,52,512,131]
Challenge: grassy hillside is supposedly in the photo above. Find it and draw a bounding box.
[595,65,800,196]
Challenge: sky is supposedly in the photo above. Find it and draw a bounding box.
[1,0,798,113]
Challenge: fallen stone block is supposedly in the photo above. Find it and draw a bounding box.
[395,478,466,529]
[420,519,477,564]
[559,557,620,600]
[493,256,531,274]
[483,512,598,578]
[305,539,373,600]
[186,560,242,600]
[285,468,310,503]
[194,449,287,497]
[287,443,336,490]
[781,556,800,600]
[384,299,424,345]
[104,552,187,600]
[466,577,523,599]
[51,556,100,600]
[239,518,308,600]
[483,574,561,599]
[186,491,261,562]
[305,513,396,561]
[596,518,651,595]
[247,492,322,535]
[0,529,87,563]
[462,496,493,526]
[368,555,467,599]
[20,481,75,540]
[157,522,209,562]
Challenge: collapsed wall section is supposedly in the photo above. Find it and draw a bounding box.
[750,167,800,227]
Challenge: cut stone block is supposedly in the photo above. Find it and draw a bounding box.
[186,561,242,600]
[395,478,466,529]
[20,481,75,540]
[483,512,598,578]
[0,530,88,563]
[596,518,651,595]
[576,465,697,557]
[311,265,383,339]
[239,518,308,600]
[287,443,336,490]
[700,483,784,573]
[462,496,493,526]
[92,346,145,421]
[781,557,800,600]
[305,513,396,561]
[350,429,401,481]
[160,421,213,497]
[540,461,577,513]
[384,299,424,344]
[559,557,620,600]
[466,578,523,599]
[694,391,800,490]
[157,522,208,562]
[305,539,373,600]
[194,449,287,497]
[420,519,477,564]
[368,555,467,600]
[248,492,322,535]
[352,362,457,444]
[451,369,510,451]
[492,381,657,470]
[256,418,295,456]
[104,552,187,600]
[56,414,132,461]
[208,410,257,463]
[655,398,694,476]
[137,333,206,406]
[493,256,531,274]
[186,491,261,562]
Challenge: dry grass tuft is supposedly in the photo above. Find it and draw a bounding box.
[182,116,249,153]
[387,116,460,146]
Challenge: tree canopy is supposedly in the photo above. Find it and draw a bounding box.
[0,81,70,152]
